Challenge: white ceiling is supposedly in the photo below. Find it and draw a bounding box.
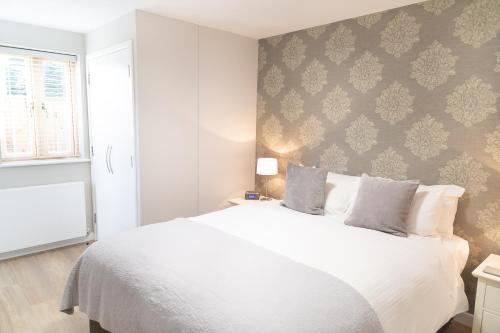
[1,0,424,39]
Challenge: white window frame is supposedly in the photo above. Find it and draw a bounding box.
[0,45,86,166]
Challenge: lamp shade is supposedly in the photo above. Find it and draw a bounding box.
[256,158,278,176]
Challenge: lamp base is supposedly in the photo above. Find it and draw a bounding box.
[260,196,272,201]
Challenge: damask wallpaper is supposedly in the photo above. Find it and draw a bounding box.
[255,0,500,309]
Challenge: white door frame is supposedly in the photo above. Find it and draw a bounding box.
[86,40,140,238]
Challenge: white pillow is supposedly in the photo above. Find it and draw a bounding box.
[406,187,445,236]
[407,184,465,237]
[432,185,465,238]
[324,173,360,216]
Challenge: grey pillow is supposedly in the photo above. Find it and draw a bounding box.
[282,164,328,215]
[345,174,419,237]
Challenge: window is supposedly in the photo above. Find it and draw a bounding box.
[0,47,80,161]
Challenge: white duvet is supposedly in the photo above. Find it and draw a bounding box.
[191,201,469,333]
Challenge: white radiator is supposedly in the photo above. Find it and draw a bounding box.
[0,182,87,254]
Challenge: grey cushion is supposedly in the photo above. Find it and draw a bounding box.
[282,164,328,215]
[345,174,419,237]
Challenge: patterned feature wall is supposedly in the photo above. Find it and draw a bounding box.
[256,0,500,309]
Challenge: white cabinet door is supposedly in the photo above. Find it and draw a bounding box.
[482,311,500,333]
[87,41,137,239]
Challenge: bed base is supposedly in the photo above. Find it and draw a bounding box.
[89,319,453,333]
[89,320,110,333]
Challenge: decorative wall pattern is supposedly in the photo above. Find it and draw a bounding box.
[255,0,500,310]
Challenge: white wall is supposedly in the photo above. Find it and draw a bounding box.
[135,11,199,224]
[85,12,136,54]
[0,20,93,239]
[198,27,257,213]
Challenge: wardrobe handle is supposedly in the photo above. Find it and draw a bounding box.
[105,145,111,173]
[108,145,114,174]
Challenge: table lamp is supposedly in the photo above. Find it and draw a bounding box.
[256,157,278,200]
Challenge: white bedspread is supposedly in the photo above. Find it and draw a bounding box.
[191,201,469,333]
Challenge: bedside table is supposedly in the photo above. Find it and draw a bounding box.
[472,254,500,333]
[228,197,278,205]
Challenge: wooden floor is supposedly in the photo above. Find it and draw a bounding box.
[0,244,471,333]
[440,321,472,333]
[0,244,89,333]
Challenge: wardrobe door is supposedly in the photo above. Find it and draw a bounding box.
[87,41,137,239]
[134,11,199,223]
[198,27,258,213]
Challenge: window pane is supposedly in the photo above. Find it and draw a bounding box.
[40,99,75,155]
[0,55,35,159]
[43,62,65,98]
[6,58,27,96]
[35,59,78,158]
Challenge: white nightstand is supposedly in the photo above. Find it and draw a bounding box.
[228,197,279,205]
[472,254,500,333]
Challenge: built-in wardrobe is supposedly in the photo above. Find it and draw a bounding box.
[86,10,257,237]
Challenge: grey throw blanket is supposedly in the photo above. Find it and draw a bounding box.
[61,220,384,333]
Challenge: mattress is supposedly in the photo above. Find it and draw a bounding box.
[61,201,469,333]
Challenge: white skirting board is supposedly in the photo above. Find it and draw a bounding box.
[0,182,88,254]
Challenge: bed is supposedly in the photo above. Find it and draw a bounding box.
[61,201,469,333]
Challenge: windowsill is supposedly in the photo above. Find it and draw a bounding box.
[0,158,91,168]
